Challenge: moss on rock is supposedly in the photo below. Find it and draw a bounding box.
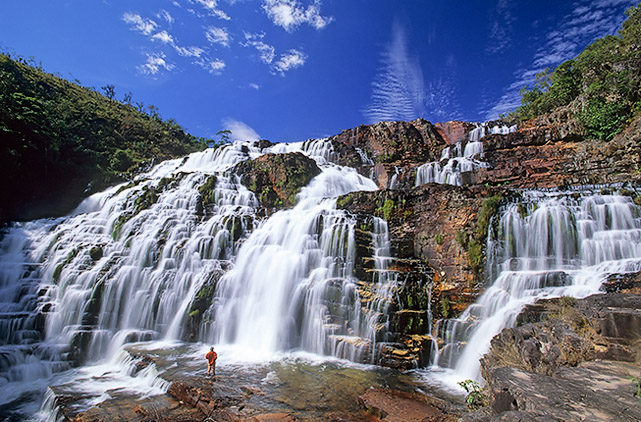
[235,152,321,211]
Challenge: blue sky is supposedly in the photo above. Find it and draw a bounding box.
[0,0,637,143]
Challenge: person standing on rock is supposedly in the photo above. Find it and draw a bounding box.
[205,346,217,376]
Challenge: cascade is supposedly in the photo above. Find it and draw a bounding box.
[0,137,408,419]
[415,122,516,187]
[434,191,641,382]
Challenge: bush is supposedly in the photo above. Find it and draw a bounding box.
[457,379,489,410]
[577,97,629,141]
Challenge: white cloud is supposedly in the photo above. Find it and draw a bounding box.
[197,58,226,74]
[363,22,427,123]
[486,0,516,54]
[249,83,260,90]
[138,53,174,75]
[484,0,638,119]
[222,118,261,142]
[174,45,205,57]
[193,0,231,20]
[152,30,174,44]
[205,26,231,47]
[262,0,333,32]
[272,49,306,75]
[158,9,174,24]
[242,32,276,64]
[122,12,158,35]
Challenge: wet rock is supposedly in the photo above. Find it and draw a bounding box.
[235,152,321,211]
[72,394,204,422]
[341,184,494,320]
[358,388,460,422]
[245,413,300,422]
[601,271,641,294]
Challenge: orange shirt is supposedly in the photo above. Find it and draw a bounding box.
[206,350,217,365]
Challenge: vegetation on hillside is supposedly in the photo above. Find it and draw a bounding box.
[509,4,641,141]
[0,53,212,222]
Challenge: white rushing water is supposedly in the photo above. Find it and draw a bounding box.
[434,191,641,383]
[0,137,408,419]
[415,123,516,187]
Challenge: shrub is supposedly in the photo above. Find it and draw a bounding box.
[457,379,489,410]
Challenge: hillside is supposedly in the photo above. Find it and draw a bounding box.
[508,4,641,141]
[0,54,208,223]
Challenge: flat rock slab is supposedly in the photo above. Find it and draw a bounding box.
[247,413,300,422]
[485,360,641,421]
[358,388,459,422]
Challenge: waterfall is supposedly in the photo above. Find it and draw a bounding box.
[0,137,413,418]
[203,165,379,356]
[434,191,641,382]
[415,122,517,188]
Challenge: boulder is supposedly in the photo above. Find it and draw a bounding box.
[235,152,321,211]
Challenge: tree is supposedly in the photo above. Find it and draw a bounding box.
[101,84,116,100]
[216,129,232,144]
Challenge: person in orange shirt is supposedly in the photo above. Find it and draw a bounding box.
[205,346,217,376]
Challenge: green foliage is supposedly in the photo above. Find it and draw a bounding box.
[509,4,641,140]
[434,233,444,245]
[0,53,209,222]
[476,194,503,240]
[457,379,489,410]
[381,199,395,220]
[467,239,483,275]
[630,376,641,403]
[336,194,354,209]
[441,296,451,319]
[577,97,629,140]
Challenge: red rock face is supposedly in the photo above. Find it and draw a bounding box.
[434,120,475,145]
[358,388,459,421]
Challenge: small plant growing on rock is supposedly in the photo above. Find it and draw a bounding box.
[434,233,444,245]
[627,375,641,403]
[457,379,489,410]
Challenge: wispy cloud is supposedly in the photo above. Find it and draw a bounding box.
[192,0,230,20]
[262,0,333,32]
[249,83,260,90]
[174,45,205,57]
[122,12,158,35]
[222,118,261,141]
[242,32,276,64]
[486,0,516,54]
[151,30,174,44]
[424,56,462,121]
[158,9,174,25]
[205,26,231,47]
[484,0,637,119]
[272,49,306,75]
[138,53,174,75]
[199,58,226,74]
[363,22,427,123]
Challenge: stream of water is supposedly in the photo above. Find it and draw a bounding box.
[1,128,640,420]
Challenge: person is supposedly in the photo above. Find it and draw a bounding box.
[205,346,217,376]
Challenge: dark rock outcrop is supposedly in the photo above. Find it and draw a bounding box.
[468,113,641,188]
[339,184,500,320]
[472,291,641,421]
[235,152,321,211]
